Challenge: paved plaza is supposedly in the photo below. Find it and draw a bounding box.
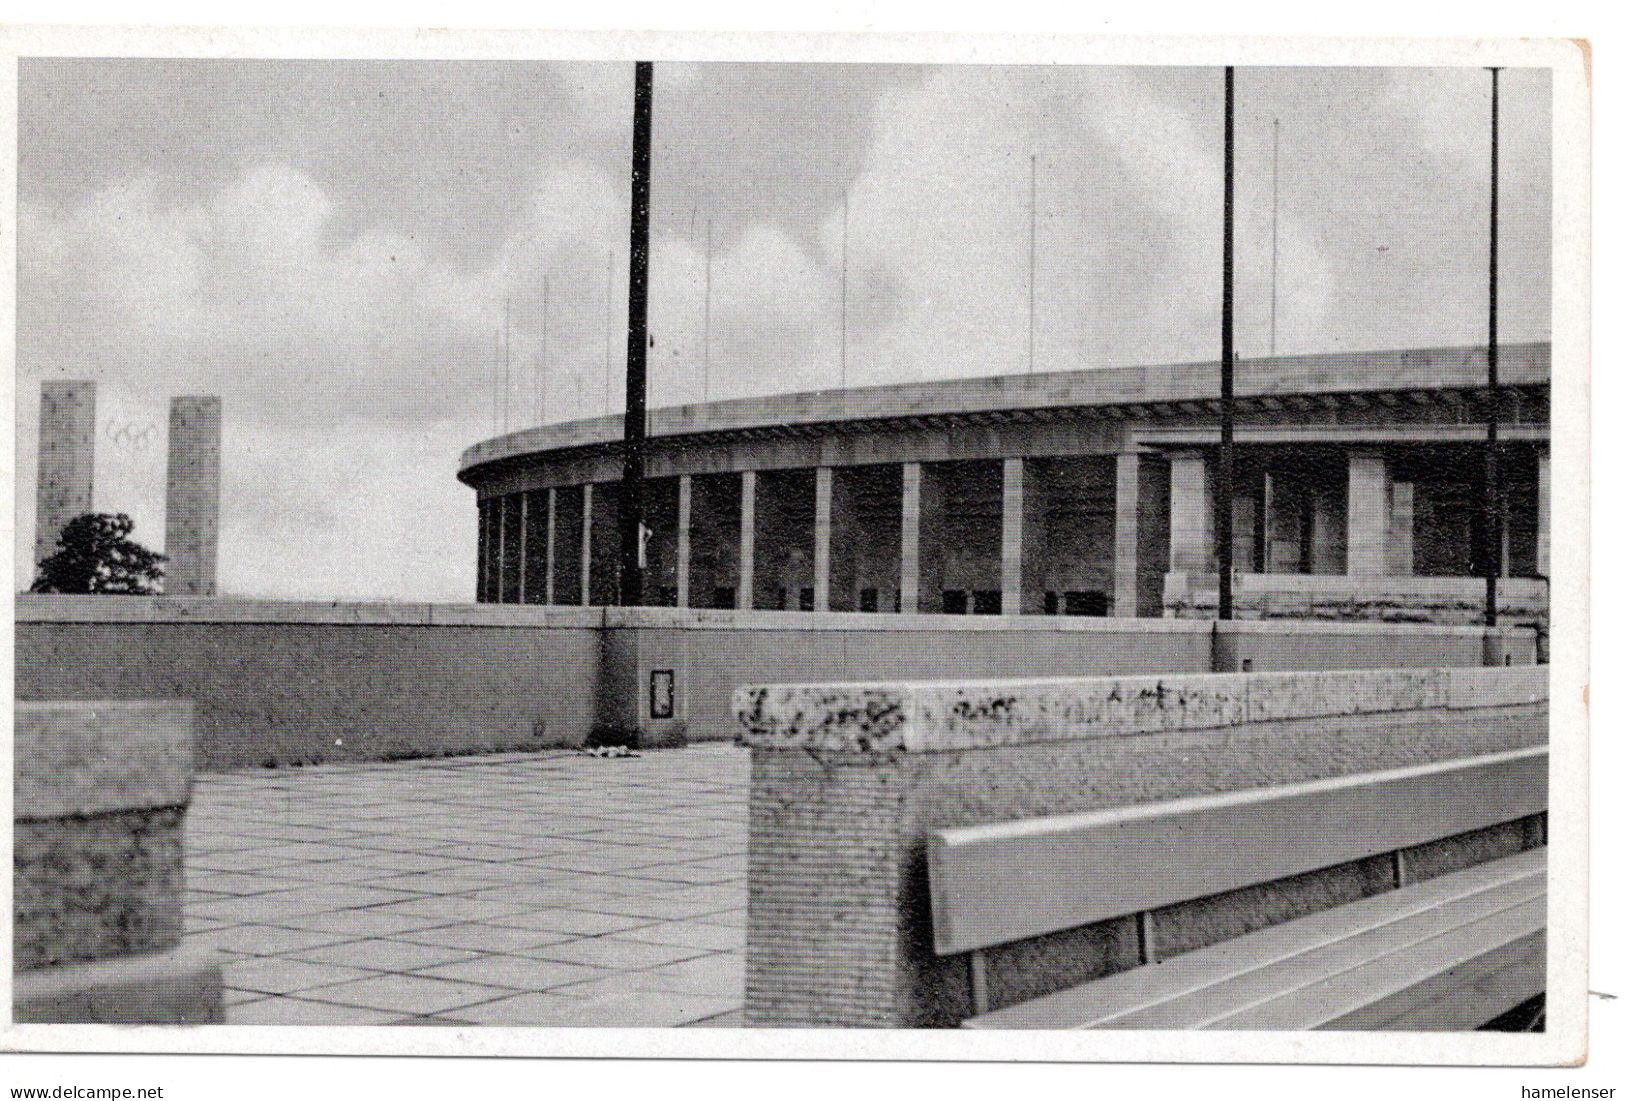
[183,745,748,1027]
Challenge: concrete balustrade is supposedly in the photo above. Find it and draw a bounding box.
[13,701,223,1024]
[733,665,1548,1028]
[17,595,1533,765]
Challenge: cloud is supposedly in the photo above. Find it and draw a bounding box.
[17,157,635,599]
[15,62,1551,600]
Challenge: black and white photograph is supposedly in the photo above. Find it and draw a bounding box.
[0,19,1595,1085]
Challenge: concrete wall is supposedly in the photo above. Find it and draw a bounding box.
[590,608,1535,747]
[16,595,1536,768]
[16,597,604,770]
[734,666,1549,1028]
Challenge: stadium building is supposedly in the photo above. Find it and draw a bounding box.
[459,342,1549,635]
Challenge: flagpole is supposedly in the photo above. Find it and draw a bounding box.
[1217,67,1236,622]
[704,217,713,402]
[1270,117,1280,358]
[1028,153,1036,374]
[840,194,849,388]
[618,61,653,608]
[1484,67,1502,628]
[539,277,549,424]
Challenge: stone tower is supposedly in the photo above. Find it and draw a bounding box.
[34,381,96,568]
[164,396,221,596]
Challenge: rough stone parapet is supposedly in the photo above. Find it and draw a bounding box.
[12,700,222,1024]
[738,666,1550,1028]
[16,700,193,819]
[734,666,1548,755]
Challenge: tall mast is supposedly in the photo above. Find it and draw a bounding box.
[1028,153,1037,374]
[617,61,653,607]
[1484,67,1503,628]
[1270,117,1280,357]
[1217,67,1236,622]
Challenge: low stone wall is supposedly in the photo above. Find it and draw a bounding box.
[16,597,604,769]
[16,595,1535,767]
[1163,572,1549,659]
[600,609,1534,746]
[734,665,1548,1028]
[13,701,223,1024]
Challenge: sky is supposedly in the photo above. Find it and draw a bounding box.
[14,60,1551,600]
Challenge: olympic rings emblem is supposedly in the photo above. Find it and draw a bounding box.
[104,421,158,451]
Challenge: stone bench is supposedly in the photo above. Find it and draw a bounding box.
[932,748,1546,1029]
[13,701,223,1024]
[734,665,1548,1028]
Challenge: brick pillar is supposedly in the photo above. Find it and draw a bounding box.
[1001,458,1025,615]
[1114,452,1142,617]
[676,474,693,608]
[544,488,557,604]
[813,466,833,612]
[1168,451,1211,574]
[738,471,756,610]
[1389,481,1414,577]
[1347,451,1389,579]
[580,484,594,605]
[34,381,97,569]
[899,462,922,613]
[1537,448,1550,579]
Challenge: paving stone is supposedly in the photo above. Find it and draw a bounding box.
[220,957,377,995]
[413,955,611,991]
[527,937,711,971]
[453,990,740,1028]
[618,921,746,952]
[297,974,508,1016]
[363,896,534,923]
[575,895,740,921]
[225,995,404,1026]
[274,910,457,937]
[488,909,657,937]
[394,923,578,955]
[184,746,749,1026]
[286,938,482,972]
[185,924,359,957]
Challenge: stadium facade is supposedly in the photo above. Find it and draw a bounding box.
[458,342,1549,634]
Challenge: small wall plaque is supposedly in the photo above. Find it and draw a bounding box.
[649,669,675,719]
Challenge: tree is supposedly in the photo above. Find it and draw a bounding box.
[32,512,166,595]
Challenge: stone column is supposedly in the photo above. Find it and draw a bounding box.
[738,471,756,610]
[516,492,530,603]
[34,381,97,569]
[163,396,221,596]
[676,474,693,608]
[1347,451,1389,579]
[813,466,833,612]
[580,484,594,605]
[1311,488,1344,575]
[1168,451,1212,573]
[1001,458,1025,615]
[544,488,557,604]
[1389,481,1414,577]
[495,495,509,603]
[1114,452,1142,618]
[1537,448,1550,578]
[899,462,922,613]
